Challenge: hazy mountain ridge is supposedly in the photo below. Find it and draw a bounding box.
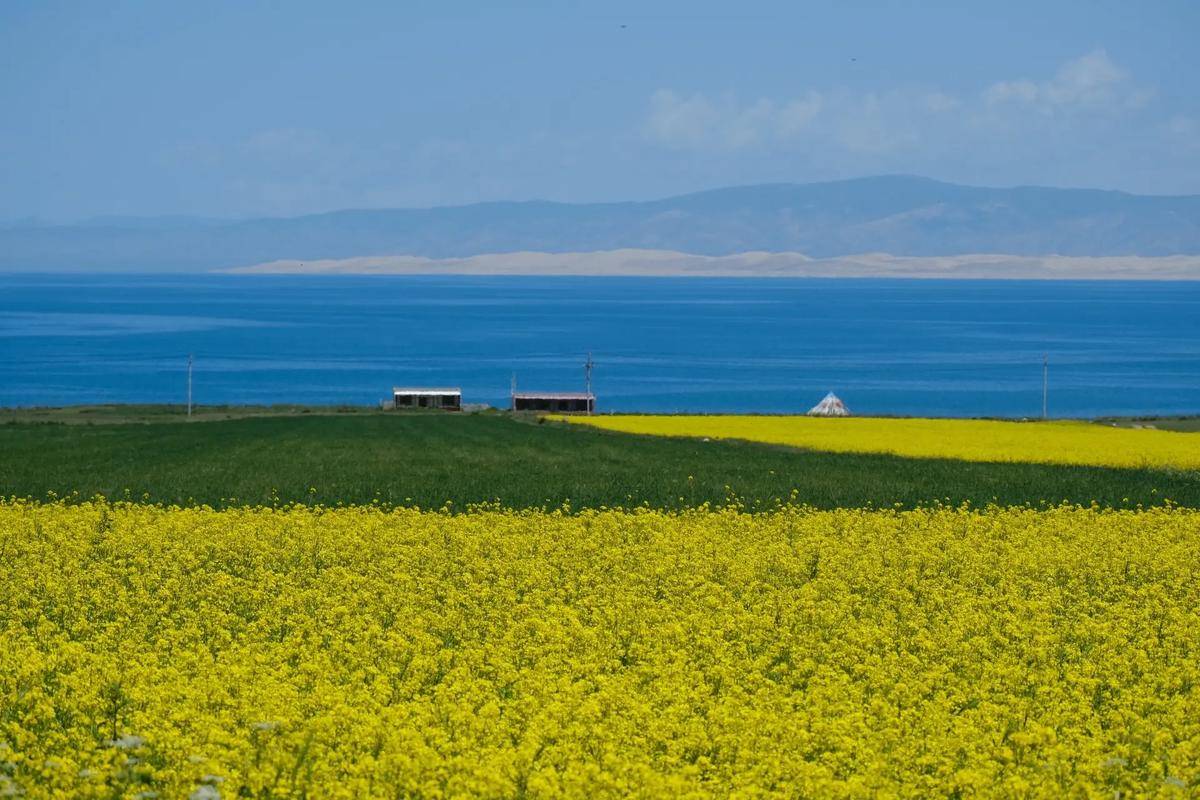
[4,176,1200,272]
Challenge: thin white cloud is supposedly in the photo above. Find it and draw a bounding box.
[646,50,1156,156]
[983,49,1151,114]
[240,128,331,160]
[645,86,956,155]
[776,93,824,136]
[922,92,959,114]
[646,89,822,151]
[1166,116,1200,152]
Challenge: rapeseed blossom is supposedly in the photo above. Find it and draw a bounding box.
[557,414,1200,470]
[1,501,1198,797]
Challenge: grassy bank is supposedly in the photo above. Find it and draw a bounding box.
[0,403,382,424]
[1,411,1196,509]
[1096,415,1200,433]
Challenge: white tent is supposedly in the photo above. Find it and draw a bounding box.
[808,392,850,417]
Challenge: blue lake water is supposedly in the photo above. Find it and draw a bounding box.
[1,274,1198,417]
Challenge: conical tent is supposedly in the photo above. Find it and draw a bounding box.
[808,392,850,417]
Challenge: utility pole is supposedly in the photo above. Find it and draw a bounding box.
[584,352,594,415]
[510,372,517,412]
[1041,354,1048,420]
[187,354,194,418]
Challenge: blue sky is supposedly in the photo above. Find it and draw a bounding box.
[2,0,1198,220]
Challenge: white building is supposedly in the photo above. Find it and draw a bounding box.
[392,387,462,411]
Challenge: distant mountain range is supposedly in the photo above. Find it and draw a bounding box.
[4,176,1200,272]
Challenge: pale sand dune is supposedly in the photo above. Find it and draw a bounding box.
[226,249,1200,280]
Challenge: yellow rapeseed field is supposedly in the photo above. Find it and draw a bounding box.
[2,501,1199,797]
[556,415,1200,470]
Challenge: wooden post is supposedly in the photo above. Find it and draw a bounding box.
[584,352,594,415]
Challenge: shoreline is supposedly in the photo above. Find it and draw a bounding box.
[3,404,1198,431]
[224,249,1200,280]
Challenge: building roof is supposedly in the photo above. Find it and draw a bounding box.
[393,387,462,395]
[513,392,595,400]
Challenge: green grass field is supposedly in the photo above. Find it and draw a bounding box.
[2,409,1197,509]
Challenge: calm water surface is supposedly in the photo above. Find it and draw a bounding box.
[1,274,1198,417]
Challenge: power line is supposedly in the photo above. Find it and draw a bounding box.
[585,352,595,415]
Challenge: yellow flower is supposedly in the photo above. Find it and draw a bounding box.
[556,414,1200,470]
[0,500,1197,797]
